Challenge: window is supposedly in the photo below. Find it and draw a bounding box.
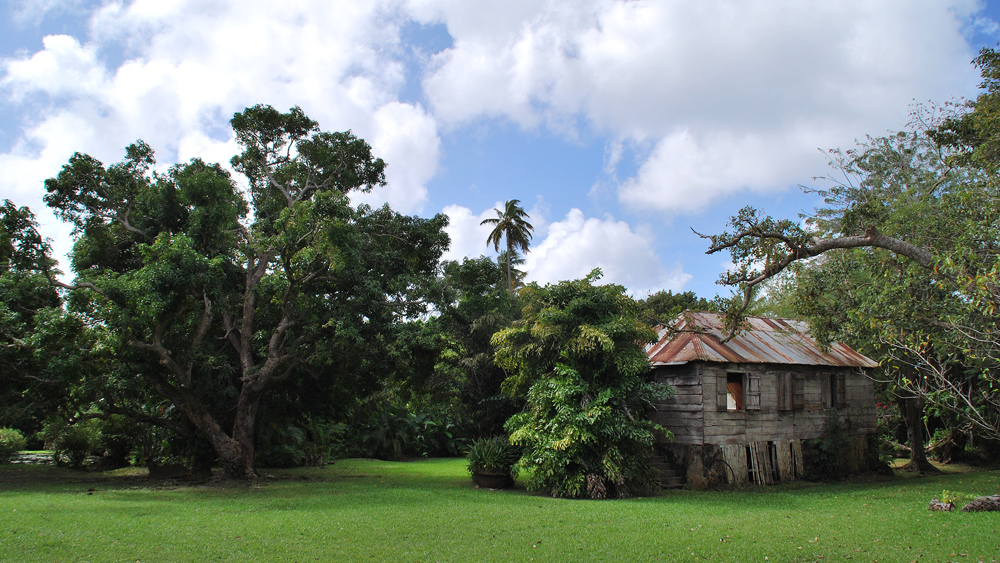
[778,372,794,411]
[726,373,744,410]
[778,372,806,411]
[822,373,847,409]
[716,372,760,411]
[720,372,760,411]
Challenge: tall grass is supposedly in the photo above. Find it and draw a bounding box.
[1,459,998,562]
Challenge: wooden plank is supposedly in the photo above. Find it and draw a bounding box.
[764,442,775,485]
[660,427,705,438]
[660,374,702,386]
[656,407,706,417]
[747,442,761,485]
[654,408,705,419]
[776,441,792,481]
[719,443,747,485]
[661,394,704,405]
[792,440,804,477]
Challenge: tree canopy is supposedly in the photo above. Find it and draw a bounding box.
[701,51,1000,459]
[494,270,672,498]
[36,105,449,478]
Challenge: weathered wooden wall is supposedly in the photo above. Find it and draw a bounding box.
[651,362,876,446]
[649,363,704,444]
[650,361,877,487]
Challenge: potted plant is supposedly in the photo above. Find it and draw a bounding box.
[467,436,520,489]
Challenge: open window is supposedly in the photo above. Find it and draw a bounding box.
[726,373,744,410]
[720,372,760,411]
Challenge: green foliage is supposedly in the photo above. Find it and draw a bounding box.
[801,413,850,481]
[419,256,522,438]
[466,436,520,478]
[938,489,959,504]
[256,416,346,468]
[637,289,714,327]
[256,423,308,468]
[300,417,347,466]
[494,270,674,498]
[47,420,101,468]
[0,428,26,462]
[349,406,468,460]
[95,415,142,468]
[33,105,449,478]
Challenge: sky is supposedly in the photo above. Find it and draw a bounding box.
[1,0,999,300]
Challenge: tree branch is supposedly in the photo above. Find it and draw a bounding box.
[698,223,939,341]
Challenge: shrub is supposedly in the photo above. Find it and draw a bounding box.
[49,421,100,468]
[301,417,346,466]
[349,406,469,460]
[467,436,520,478]
[0,428,27,463]
[494,272,674,499]
[93,415,142,470]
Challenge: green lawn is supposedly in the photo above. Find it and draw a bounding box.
[1,459,998,562]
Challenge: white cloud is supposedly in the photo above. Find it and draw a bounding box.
[353,102,439,214]
[417,0,983,211]
[440,203,498,262]
[0,0,446,272]
[523,208,690,295]
[618,126,830,212]
[441,204,689,294]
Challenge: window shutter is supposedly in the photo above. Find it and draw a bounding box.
[792,372,805,410]
[836,372,847,408]
[778,372,793,411]
[746,373,761,410]
[717,372,728,411]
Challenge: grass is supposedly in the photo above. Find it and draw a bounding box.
[0,459,998,562]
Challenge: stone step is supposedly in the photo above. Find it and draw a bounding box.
[649,456,685,489]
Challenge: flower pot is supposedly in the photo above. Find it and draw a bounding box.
[472,472,513,489]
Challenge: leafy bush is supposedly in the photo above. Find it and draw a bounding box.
[466,436,520,478]
[96,415,142,468]
[0,427,27,463]
[256,423,307,468]
[257,417,348,468]
[349,406,469,460]
[495,272,674,499]
[51,422,100,468]
[301,417,346,466]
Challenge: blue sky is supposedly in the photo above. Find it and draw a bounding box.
[2,0,999,299]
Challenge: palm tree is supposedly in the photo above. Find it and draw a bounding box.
[481,199,533,294]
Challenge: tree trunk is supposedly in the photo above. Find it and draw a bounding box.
[177,390,256,480]
[231,385,263,478]
[898,395,939,473]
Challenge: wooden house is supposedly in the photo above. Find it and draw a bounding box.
[647,311,878,488]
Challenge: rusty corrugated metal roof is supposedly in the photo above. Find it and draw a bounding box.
[646,311,878,368]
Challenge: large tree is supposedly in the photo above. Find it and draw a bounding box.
[426,256,521,437]
[493,270,673,498]
[699,55,1000,465]
[481,199,533,294]
[0,202,91,432]
[40,105,449,478]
